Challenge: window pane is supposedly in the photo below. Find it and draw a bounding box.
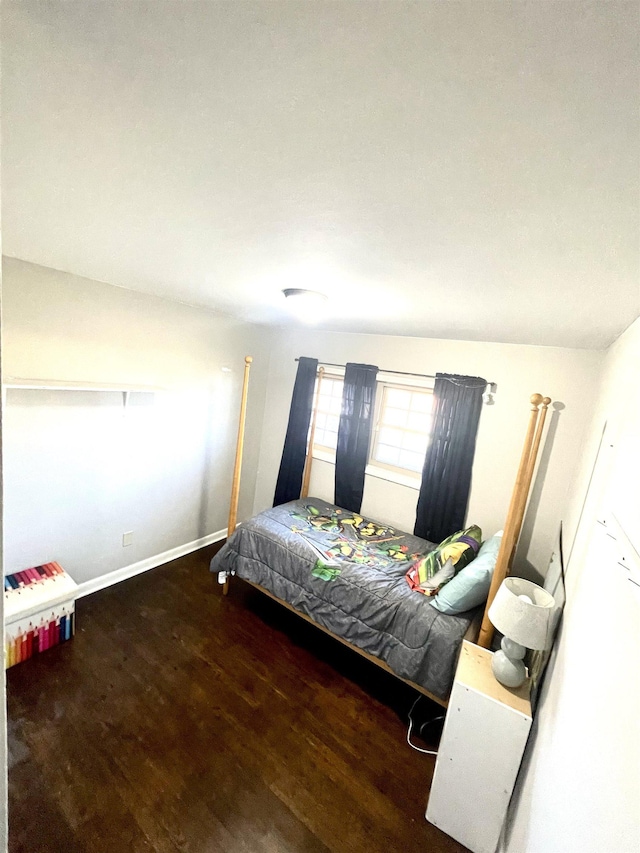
[375,444,400,466]
[385,388,412,409]
[378,426,404,448]
[382,406,407,428]
[325,415,339,433]
[398,450,424,472]
[410,392,432,413]
[317,429,338,450]
[311,375,343,453]
[402,431,429,453]
[407,411,431,432]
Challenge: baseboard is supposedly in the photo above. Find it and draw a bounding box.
[76,528,228,599]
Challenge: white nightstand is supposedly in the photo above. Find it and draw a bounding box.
[426,641,532,853]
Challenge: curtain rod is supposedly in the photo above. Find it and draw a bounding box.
[295,359,495,389]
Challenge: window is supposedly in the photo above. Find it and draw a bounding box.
[370,384,433,476]
[310,372,433,484]
[312,374,343,451]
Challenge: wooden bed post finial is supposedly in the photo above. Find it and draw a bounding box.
[224,355,253,595]
[530,393,543,409]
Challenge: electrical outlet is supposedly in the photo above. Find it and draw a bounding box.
[122,531,134,547]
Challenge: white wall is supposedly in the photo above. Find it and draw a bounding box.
[2,258,270,587]
[0,228,8,853]
[504,315,640,853]
[254,328,603,578]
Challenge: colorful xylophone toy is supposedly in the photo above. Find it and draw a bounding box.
[4,562,78,669]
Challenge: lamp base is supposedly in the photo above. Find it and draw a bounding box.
[492,637,527,688]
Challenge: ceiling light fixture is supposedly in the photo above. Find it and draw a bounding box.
[282,288,328,323]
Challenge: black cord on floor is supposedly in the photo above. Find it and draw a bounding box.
[406,695,445,756]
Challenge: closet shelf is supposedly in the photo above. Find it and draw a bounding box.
[3,378,164,393]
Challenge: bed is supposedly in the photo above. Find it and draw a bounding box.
[214,356,552,707]
[211,497,481,703]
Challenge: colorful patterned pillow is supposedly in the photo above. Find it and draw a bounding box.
[405,526,482,596]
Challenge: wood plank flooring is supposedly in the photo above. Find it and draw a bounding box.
[7,544,468,853]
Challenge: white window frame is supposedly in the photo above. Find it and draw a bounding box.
[310,371,344,457]
[309,369,434,489]
[367,379,434,485]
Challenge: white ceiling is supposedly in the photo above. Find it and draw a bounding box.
[2,1,638,348]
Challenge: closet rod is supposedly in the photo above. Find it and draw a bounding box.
[294,358,495,388]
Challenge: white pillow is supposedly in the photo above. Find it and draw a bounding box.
[431,531,503,615]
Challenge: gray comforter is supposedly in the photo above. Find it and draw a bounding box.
[210,498,476,699]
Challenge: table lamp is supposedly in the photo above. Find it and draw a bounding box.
[487,577,555,688]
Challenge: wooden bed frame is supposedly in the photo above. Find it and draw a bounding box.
[222,355,551,705]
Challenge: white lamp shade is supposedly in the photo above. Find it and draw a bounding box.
[488,577,555,650]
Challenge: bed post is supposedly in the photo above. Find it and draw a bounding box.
[507,396,551,565]
[477,393,544,648]
[301,366,324,499]
[223,355,253,596]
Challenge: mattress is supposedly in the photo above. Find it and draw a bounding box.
[210,498,478,700]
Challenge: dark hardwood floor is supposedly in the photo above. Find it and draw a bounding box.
[7,544,468,853]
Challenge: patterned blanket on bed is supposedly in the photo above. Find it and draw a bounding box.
[288,503,426,580]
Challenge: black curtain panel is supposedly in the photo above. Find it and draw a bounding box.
[335,363,378,513]
[273,357,319,507]
[414,373,486,543]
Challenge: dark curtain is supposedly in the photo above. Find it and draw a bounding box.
[334,363,378,513]
[273,357,318,507]
[414,373,486,543]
